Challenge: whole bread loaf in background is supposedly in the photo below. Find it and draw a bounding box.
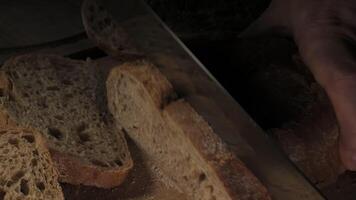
[106,60,271,200]
[272,88,342,187]
[229,37,343,187]
[0,127,64,200]
[0,54,133,188]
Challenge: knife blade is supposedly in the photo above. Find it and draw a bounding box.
[88,0,325,199]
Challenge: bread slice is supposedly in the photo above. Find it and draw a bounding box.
[106,60,271,200]
[81,0,142,59]
[0,54,133,188]
[0,127,64,200]
[272,89,342,187]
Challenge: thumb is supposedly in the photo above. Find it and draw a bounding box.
[297,32,356,170]
[239,0,289,38]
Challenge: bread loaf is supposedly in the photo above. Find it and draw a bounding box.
[272,89,342,187]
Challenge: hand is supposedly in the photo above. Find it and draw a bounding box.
[241,0,356,170]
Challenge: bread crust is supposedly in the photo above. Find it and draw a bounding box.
[108,60,176,109]
[107,60,271,199]
[164,100,270,200]
[50,149,132,188]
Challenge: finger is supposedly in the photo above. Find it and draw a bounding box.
[297,32,356,135]
[297,32,356,170]
[239,0,289,38]
[296,31,356,88]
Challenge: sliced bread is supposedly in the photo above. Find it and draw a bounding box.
[106,60,271,200]
[0,127,63,200]
[0,54,133,188]
[81,0,142,59]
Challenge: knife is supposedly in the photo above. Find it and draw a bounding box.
[82,0,325,199]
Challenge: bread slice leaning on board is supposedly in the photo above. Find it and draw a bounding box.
[0,127,64,200]
[0,54,133,188]
[106,60,271,200]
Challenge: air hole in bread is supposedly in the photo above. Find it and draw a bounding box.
[78,132,90,143]
[91,159,108,167]
[54,115,64,121]
[8,138,19,148]
[62,79,72,85]
[6,180,14,187]
[36,80,42,85]
[114,159,123,166]
[64,93,73,99]
[76,123,87,133]
[46,86,59,91]
[0,189,5,199]
[207,185,214,193]
[11,171,25,183]
[31,159,37,167]
[22,92,29,98]
[20,179,29,195]
[199,173,207,183]
[36,182,45,192]
[32,150,39,156]
[0,89,5,97]
[21,135,35,143]
[47,128,63,140]
[37,99,48,108]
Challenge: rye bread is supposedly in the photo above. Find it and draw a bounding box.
[106,60,271,200]
[0,54,133,188]
[0,127,64,200]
